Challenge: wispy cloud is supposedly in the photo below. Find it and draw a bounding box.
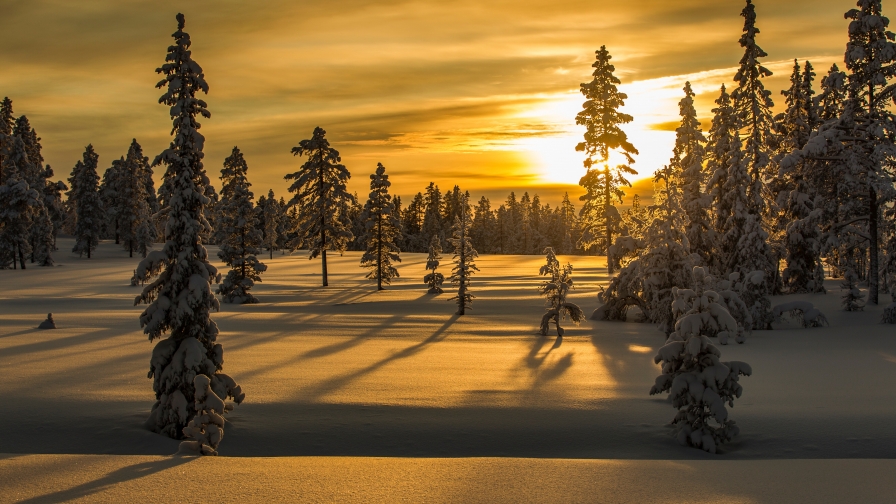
[0,0,857,204]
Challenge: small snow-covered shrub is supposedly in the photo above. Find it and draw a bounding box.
[882,302,896,324]
[841,267,865,311]
[772,301,829,328]
[650,266,752,454]
[538,247,584,336]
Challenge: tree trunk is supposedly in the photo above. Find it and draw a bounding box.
[869,187,879,305]
[604,165,614,274]
[18,243,26,270]
[377,215,383,291]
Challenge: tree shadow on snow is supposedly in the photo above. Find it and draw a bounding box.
[15,456,194,504]
[297,314,459,402]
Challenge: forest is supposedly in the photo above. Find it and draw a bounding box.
[1,0,895,466]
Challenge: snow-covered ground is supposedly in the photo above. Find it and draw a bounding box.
[1,238,894,502]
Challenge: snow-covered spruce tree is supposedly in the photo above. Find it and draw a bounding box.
[538,247,584,336]
[13,115,55,267]
[575,46,638,272]
[424,235,444,294]
[448,194,478,315]
[841,0,896,305]
[732,0,777,215]
[841,263,865,311]
[670,82,712,265]
[718,135,774,330]
[69,145,104,259]
[263,189,280,260]
[421,182,444,250]
[360,163,401,290]
[706,85,738,260]
[134,14,244,441]
[0,134,40,270]
[215,147,266,304]
[775,60,825,293]
[127,140,157,258]
[594,173,697,335]
[286,127,355,287]
[109,140,155,258]
[650,266,752,454]
[100,157,124,243]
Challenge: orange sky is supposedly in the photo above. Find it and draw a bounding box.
[0,0,856,207]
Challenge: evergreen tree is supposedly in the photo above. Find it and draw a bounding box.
[286,126,355,287]
[671,82,711,264]
[122,140,157,258]
[401,191,426,252]
[134,14,244,440]
[575,46,638,271]
[776,61,825,293]
[360,163,401,290]
[706,85,738,254]
[732,0,777,214]
[841,0,896,305]
[424,235,444,294]
[538,247,584,336]
[650,267,752,454]
[471,196,496,254]
[421,182,444,248]
[263,189,280,260]
[100,157,125,243]
[13,115,54,265]
[0,134,40,269]
[70,145,104,259]
[448,194,478,315]
[215,147,266,304]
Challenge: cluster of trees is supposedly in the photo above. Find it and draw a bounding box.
[589,0,896,330]
[0,99,67,269]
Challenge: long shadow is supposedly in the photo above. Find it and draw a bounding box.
[299,313,406,359]
[520,335,574,390]
[15,456,193,504]
[0,328,40,338]
[299,314,459,401]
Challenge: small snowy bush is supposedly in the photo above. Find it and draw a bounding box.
[538,247,584,336]
[772,301,829,328]
[841,267,865,311]
[650,266,752,454]
[882,302,896,324]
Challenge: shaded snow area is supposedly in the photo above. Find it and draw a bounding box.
[1,238,894,502]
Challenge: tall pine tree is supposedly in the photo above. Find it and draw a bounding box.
[360,163,401,290]
[134,14,244,440]
[69,145,104,259]
[448,194,478,315]
[286,127,355,287]
[575,46,638,272]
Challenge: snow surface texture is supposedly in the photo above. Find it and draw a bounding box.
[650,267,752,453]
[2,456,894,504]
[2,238,896,463]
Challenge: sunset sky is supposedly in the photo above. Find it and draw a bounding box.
[0,0,857,206]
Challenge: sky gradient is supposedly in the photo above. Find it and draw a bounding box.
[0,0,858,206]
